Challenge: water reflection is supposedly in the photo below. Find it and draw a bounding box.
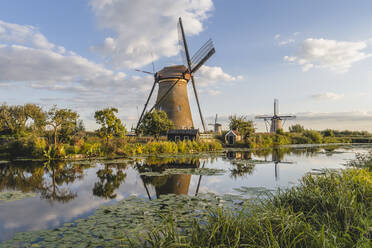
[93,163,127,199]
[0,161,92,204]
[137,157,200,199]
[1,145,359,242]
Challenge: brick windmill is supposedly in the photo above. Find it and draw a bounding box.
[255,99,296,133]
[135,17,215,133]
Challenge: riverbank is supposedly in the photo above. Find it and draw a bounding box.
[0,137,223,161]
[1,149,370,247]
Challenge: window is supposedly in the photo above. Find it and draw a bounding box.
[184,136,189,141]
[175,136,180,142]
[177,105,181,112]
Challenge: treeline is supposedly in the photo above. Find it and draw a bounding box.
[223,118,357,148]
[0,104,221,159]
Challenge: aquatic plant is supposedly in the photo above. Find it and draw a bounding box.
[140,169,372,247]
[0,191,36,204]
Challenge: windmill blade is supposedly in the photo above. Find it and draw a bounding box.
[178,17,207,132]
[136,78,158,131]
[274,99,279,116]
[190,39,216,73]
[135,69,154,75]
[149,77,183,112]
[177,18,188,66]
[278,115,296,120]
[255,115,273,120]
[190,75,207,132]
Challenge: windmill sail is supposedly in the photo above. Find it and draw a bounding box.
[190,39,215,73]
[177,20,188,67]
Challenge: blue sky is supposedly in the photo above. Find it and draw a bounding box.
[1,0,372,131]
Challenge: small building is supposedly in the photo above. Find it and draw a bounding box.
[225,130,241,145]
[167,129,200,142]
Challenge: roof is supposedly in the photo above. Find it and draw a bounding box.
[157,65,191,80]
[167,129,199,135]
[225,130,240,137]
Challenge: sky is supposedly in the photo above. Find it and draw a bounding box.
[1,0,372,132]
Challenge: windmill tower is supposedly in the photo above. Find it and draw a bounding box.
[135,17,215,132]
[255,99,296,133]
[208,114,222,134]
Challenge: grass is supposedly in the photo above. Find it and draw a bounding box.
[139,168,372,248]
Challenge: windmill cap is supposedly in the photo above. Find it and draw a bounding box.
[157,65,191,81]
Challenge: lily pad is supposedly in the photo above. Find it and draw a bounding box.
[0,191,36,204]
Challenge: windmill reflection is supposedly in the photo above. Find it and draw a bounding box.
[226,149,295,181]
[137,157,200,199]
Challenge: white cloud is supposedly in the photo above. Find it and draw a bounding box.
[90,0,214,69]
[196,65,242,87]
[311,92,344,100]
[284,38,372,73]
[274,34,280,40]
[0,20,56,51]
[278,38,295,46]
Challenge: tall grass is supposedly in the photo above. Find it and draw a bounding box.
[138,168,372,248]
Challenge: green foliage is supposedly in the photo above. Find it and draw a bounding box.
[0,103,45,136]
[289,124,305,133]
[347,151,372,171]
[47,106,79,147]
[138,110,175,138]
[140,168,372,248]
[228,115,255,138]
[302,130,323,144]
[94,107,126,144]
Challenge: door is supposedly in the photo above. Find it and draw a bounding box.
[228,135,234,145]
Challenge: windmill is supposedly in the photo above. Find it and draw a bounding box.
[135,17,215,133]
[255,99,296,133]
[208,114,222,134]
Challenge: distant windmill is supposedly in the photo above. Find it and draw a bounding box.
[255,99,296,133]
[208,114,222,134]
[135,17,216,133]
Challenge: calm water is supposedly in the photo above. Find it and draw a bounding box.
[0,144,368,242]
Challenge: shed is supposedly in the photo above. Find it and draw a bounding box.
[167,129,200,142]
[225,130,241,145]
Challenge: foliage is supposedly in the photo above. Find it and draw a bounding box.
[0,103,45,136]
[228,115,255,138]
[289,124,305,133]
[137,110,174,138]
[46,106,79,147]
[347,151,372,171]
[140,169,372,248]
[94,107,126,144]
[302,129,323,144]
[0,191,36,204]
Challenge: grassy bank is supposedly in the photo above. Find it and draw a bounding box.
[222,130,352,149]
[141,168,371,248]
[0,136,223,160]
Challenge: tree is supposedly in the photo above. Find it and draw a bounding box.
[289,124,305,133]
[46,106,79,147]
[137,110,175,138]
[228,115,255,138]
[94,107,126,144]
[0,103,46,136]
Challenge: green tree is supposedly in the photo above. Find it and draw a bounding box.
[46,106,79,147]
[228,115,255,138]
[289,124,305,133]
[303,130,323,144]
[137,110,175,138]
[0,103,46,136]
[94,107,126,144]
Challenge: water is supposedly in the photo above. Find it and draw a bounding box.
[0,144,368,242]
